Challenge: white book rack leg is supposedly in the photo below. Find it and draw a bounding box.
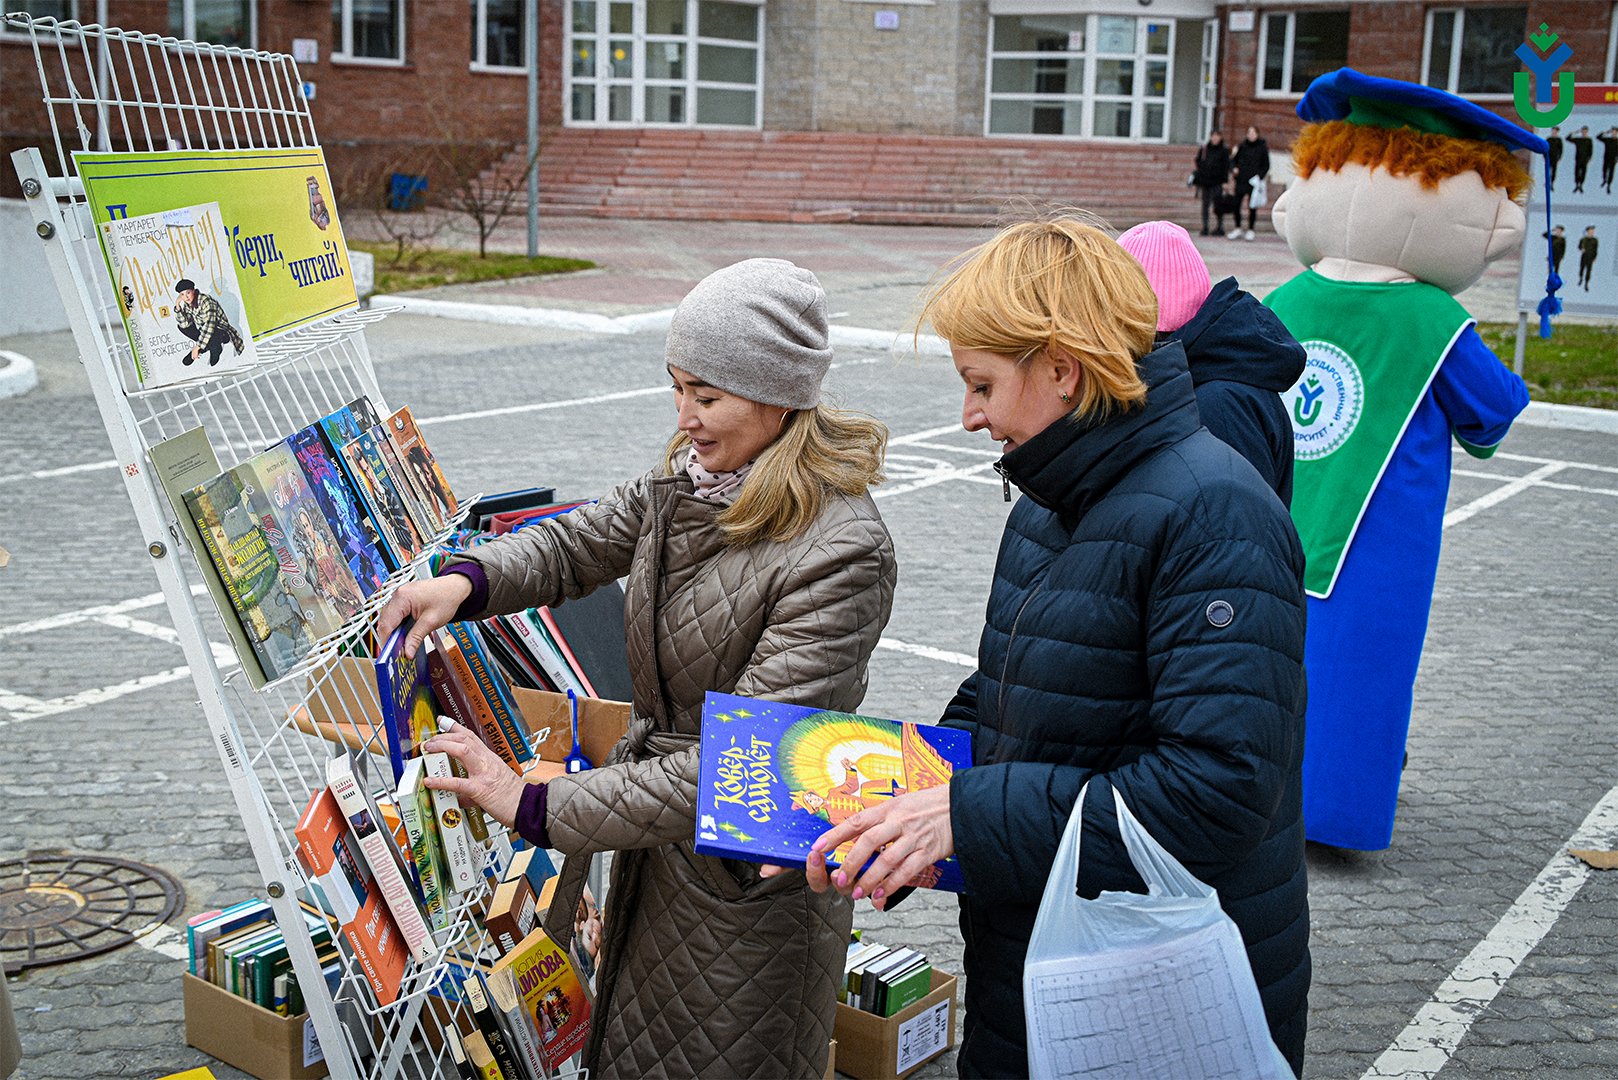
[7,14,588,1080]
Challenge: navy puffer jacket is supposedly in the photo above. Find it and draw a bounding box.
[944,341,1310,1078]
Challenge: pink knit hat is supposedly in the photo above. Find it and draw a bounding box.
[1117,221,1212,333]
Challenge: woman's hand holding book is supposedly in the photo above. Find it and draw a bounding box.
[376,575,472,659]
[422,718,526,828]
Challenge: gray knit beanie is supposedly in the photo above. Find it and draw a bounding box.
[664,258,832,410]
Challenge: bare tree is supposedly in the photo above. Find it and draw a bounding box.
[432,141,539,258]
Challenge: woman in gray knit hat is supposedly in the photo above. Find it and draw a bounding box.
[380,258,896,1078]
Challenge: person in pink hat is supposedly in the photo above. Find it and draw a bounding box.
[1119,220,1305,505]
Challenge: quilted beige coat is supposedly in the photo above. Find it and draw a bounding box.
[452,467,896,1078]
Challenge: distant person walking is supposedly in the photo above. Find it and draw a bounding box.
[1570,126,1593,193]
[1577,227,1599,291]
[1547,126,1563,186]
[1229,126,1271,241]
[1598,127,1618,193]
[1192,131,1233,236]
[1546,226,1566,278]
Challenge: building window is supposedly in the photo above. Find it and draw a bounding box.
[986,14,1172,140]
[567,0,761,127]
[1257,10,1349,96]
[169,0,256,48]
[472,0,527,71]
[1423,7,1525,96]
[0,0,78,39]
[332,0,405,64]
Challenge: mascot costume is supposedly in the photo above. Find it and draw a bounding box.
[1265,70,1552,851]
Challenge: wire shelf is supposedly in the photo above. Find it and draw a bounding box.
[7,13,576,1079]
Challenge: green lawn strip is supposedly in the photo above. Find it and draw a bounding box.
[353,241,595,294]
[1476,321,1618,410]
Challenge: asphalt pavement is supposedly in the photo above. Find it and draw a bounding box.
[0,215,1615,1080]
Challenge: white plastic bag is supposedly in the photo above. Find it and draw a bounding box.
[1248,176,1269,209]
[1022,783,1293,1080]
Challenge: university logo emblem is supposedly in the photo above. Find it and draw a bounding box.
[1286,342,1364,460]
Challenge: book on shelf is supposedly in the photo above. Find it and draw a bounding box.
[317,397,405,572]
[446,1027,479,1080]
[424,750,483,890]
[483,616,549,692]
[99,201,259,388]
[294,785,410,1005]
[505,847,557,896]
[186,899,270,978]
[388,405,459,530]
[247,441,366,626]
[694,691,974,892]
[334,421,423,568]
[286,420,391,597]
[461,1030,504,1080]
[375,617,440,785]
[488,927,592,1073]
[149,428,269,687]
[441,623,533,767]
[465,972,525,1080]
[567,884,602,993]
[325,750,435,964]
[484,966,549,1080]
[504,611,584,697]
[374,421,441,539]
[484,872,538,959]
[183,467,321,682]
[397,758,452,934]
[532,607,597,698]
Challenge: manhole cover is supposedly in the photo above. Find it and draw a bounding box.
[0,852,184,973]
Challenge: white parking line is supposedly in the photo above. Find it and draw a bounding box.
[1365,784,1618,1080]
[877,637,977,668]
[1444,463,1567,528]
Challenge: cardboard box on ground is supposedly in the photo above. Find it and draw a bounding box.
[834,970,958,1080]
[183,973,328,1080]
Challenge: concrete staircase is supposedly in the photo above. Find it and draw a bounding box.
[483,127,1203,226]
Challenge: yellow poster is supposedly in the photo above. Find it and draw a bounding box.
[74,148,358,371]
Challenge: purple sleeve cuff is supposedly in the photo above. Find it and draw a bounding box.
[440,562,488,621]
[515,780,551,849]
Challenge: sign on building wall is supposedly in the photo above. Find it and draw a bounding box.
[1518,85,1618,322]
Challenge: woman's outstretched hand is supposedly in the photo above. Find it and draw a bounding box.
[800,784,954,910]
[421,718,526,828]
[375,575,473,659]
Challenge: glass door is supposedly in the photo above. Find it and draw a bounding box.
[1198,17,1219,142]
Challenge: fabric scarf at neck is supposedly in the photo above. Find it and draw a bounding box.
[685,447,753,500]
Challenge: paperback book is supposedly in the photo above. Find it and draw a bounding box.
[694,691,974,892]
[375,618,439,785]
[488,928,592,1072]
[388,405,459,529]
[342,426,426,565]
[245,442,365,626]
[374,422,441,539]
[286,421,390,597]
[326,750,434,963]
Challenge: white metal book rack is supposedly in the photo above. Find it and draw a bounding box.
[7,14,582,1079]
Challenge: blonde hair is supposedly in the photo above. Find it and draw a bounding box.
[1292,120,1532,203]
[663,405,888,547]
[916,214,1157,422]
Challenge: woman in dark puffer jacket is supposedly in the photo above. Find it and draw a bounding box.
[804,216,1311,1077]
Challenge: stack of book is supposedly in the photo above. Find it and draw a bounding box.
[841,940,935,1019]
[185,899,337,1016]
[151,395,461,686]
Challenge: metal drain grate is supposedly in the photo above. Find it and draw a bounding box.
[0,852,184,973]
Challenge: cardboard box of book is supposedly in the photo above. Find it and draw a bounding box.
[183,972,329,1080]
[833,969,957,1080]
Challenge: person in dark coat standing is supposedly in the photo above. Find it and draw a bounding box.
[1546,225,1567,278]
[1120,220,1306,505]
[1546,126,1562,187]
[1598,127,1618,193]
[1229,125,1272,240]
[1193,130,1233,235]
[802,217,1311,1078]
[1570,125,1593,192]
[1578,226,1599,290]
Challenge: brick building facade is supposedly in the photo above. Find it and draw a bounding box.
[4,1,1614,211]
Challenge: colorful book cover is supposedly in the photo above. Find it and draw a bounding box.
[294,785,410,1006]
[694,691,974,892]
[286,422,390,597]
[223,455,341,647]
[246,442,366,626]
[326,750,434,964]
[488,928,592,1072]
[183,469,317,682]
[434,630,524,771]
[318,400,406,570]
[375,618,440,785]
[423,750,482,891]
[445,622,533,764]
[346,427,426,564]
[397,758,451,934]
[388,405,459,528]
[374,421,442,539]
[99,201,258,387]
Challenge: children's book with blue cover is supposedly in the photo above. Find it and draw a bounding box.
[694,691,973,892]
[376,618,440,785]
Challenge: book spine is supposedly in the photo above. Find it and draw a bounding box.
[398,776,450,932]
[509,611,575,695]
[437,630,523,770]
[446,1028,480,1080]
[425,645,490,842]
[328,762,434,963]
[424,751,481,892]
[467,974,524,1080]
[487,967,548,1080]
[374,654,409,786]
[534,607,598,698]
[447,623,533,763]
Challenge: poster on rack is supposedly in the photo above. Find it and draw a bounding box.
[1519,85,1618,321]
[74,147,359,386]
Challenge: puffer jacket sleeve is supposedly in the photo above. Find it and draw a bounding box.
[938,671,980,738]
[544,513,897,856]
[952,500,1305,905]
[446,471,652,616]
